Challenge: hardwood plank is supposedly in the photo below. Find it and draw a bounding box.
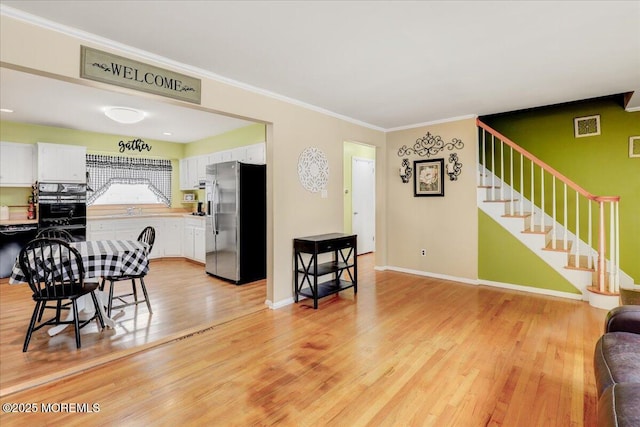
[0,254,606,426]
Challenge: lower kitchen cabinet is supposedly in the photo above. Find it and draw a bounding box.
[183,216,206,262]
[87,217,184,259]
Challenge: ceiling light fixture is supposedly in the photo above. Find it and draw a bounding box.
[104,106,145,124]
[0,108,14,113]
[163,132,172,136]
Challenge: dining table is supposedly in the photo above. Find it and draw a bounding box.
[9,239,150,335]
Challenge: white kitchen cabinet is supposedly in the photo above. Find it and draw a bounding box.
[159,218,183,257]
[194,226,206,262]
[88,217,183,259]
[244,143,266,164]
[183,216,205,263]
[179,143,265,190]
[37,142,86,183]
[0,141,35,187]
[87,220,116,241]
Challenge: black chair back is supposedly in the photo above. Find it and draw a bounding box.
[35,227,74,242]
[138,226,156,254]
[19,238,84,298]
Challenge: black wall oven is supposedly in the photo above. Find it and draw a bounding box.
[37,183,87,241]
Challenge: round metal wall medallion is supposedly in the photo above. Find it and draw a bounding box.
[297,147,329,193]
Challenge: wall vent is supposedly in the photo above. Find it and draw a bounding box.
[574,115,601,138]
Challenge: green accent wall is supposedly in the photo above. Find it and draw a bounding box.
[478,210,580,294]
[343,141,376,233]
[482,97,640,284]
[184,123,265,157]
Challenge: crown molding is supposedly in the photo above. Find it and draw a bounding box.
[385,114,478,132]
[1,5,385,133]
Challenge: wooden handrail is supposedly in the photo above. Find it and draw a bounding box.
[476,119,620,203]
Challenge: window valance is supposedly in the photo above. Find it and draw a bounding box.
[86,154,172,206]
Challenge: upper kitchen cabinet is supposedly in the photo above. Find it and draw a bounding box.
[37,142,86,183]
[0,141,36,187]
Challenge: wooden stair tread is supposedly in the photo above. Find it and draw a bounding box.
[502,212,532,218]
[483,199,519,203]
[543,240,572,252]
[522,225,552,234]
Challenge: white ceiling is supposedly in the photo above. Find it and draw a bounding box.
[1,1,639,135]
[0,68,255,143]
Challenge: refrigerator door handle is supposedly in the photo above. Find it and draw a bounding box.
[212,179,219,235]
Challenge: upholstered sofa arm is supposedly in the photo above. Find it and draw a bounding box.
[605,305,640,334]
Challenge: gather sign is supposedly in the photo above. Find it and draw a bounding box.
[80,46,201,104]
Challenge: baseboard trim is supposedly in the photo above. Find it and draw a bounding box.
[383,266,479,286]
[265,297,295,310]
[479,279,584,301]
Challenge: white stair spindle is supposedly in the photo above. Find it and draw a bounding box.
[575,191,580,268]
[509,146,514,215]
[491,135,496,201]
[615,201,620,291]
[552,175,556,249]
[563,183,567,250]
[519,153,524,215]
[609,201,615,293]
[530,161,535,231]
[540,167,545,232]
[482,130,486,186]
[500,140,504,200]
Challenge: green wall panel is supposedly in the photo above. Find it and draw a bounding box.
[478,210,580,294]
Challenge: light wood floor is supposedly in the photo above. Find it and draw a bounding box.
[0,254,607,426]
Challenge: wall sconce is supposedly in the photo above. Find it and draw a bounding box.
[399,158,412,183]
[446,153,462,181]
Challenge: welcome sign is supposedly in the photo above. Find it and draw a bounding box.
[80,46,201,104]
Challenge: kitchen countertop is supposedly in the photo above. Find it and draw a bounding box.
[88,213,199,220]
[0,218,38,226]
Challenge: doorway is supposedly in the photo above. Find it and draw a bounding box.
[343,142,376,254]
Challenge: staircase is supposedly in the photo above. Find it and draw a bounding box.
[476,119,632,308]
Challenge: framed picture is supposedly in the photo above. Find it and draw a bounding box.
[574,114,601,138]
[414,158,444,197]
[630,136,640,158]
[183,193,195,202]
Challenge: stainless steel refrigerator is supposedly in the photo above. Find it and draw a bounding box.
[205,161,266,284]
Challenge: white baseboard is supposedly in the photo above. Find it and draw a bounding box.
[479,279,585,301]
[265,297,295,310]
[383,265,479,286]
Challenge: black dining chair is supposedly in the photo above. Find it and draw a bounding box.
[101,226,155,317]
[35,227,74,242]
[19,238,105,352]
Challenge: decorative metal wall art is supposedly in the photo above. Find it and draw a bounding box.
[297,147,329,193]
[399,158,412,183]
[397,132,464,158]
[446,153,462,181]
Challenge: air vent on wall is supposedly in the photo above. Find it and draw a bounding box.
[574,114,601,138]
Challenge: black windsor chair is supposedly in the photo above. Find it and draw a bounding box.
[19,238,105,352]
[35,227,74,242]
[100,226,155,317]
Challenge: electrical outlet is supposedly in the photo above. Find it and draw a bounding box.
[420,249,426,256]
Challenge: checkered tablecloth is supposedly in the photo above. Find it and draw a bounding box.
[9,240,150,284]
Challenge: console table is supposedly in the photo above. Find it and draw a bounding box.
[293,233,357,309]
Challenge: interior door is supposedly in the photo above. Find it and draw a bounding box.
[352,157,375,254]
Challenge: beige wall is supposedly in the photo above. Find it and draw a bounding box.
[0,15,387,306]
[385,118,477,281]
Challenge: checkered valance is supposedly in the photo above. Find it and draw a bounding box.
[86,154,172,206]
